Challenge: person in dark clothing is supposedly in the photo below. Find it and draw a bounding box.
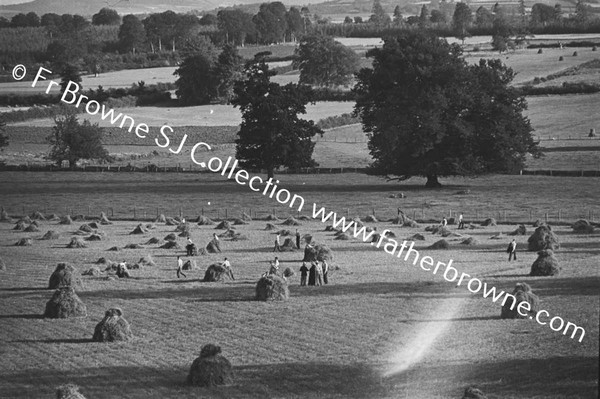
[507,239,517,261]
[322,259,329,284]
[295,229,301,249]
[308,261,316,286]
[176,256,187,278]
[300,262,309,286]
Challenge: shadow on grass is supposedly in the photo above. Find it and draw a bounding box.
[0,362,387,399]
[0,287,48,292]
[482,276,600,297]
[0,313,43,319]
[12,338,94,344]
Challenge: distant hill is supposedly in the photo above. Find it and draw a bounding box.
[0,0,328,17]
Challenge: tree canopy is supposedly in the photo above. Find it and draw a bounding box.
[119,14,146,54]
[353,31,540,187]
[232,61,323,178]
[47,112,109,168]
[92,8,121,26]
[294,35,360,87]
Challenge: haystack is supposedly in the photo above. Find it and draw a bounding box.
[233,218,247,225]
[44,287,87,318]
[178,225,192,237]
[528,225,559,251]
[481,218,497,227]
[13,221,26,231]
[67,237,87,248]
[508,224,527,236]
[264,214,279,221]
[530,249,560,276]
[460,237,478,245]
[407,233,425,241]
[82,267,101,277]
[98,212,111,225]
[283,267,295,278]
[130,223,147,235]
[73,230,88,236]
[107,246,121,251]
[85,234,102,241]
[0,207,10,222]
[175,222,188,232]
[124,243,143,249]
[165,217,178,225]
[18,216,32,224]
[95,257,111,265]
[73,215,85,221]
[15,237,32,246]
[302,234,313,244]
[297,215,310,221]
[164,233,177,241]
[280,237,297,251]
[88,222,99,229]
[47,213,60,221]
[187,344,233,387]
[135,255,156,268]
[501,283,539,319]
[532,219,543,227]
[160,241,180,249]
[215,220,231,230]
[241,212,252,221]
[197,216,214,225]
[219,229,237,238]
[277,229,291,236]
[572,219,594,234]
[0,257,6,271]
[428,239,450,249]
[256,274,289,301]
[79,224,93,233]
[390,211,414,226]
[144,237,161,245]
[30,211,46,220]
[206,239,221,254]
[281,216,300,226]
[31,220,41,227]
[324,225,336,232]
[265,223,276,231]
[335,233,350,240]
[93,308,133,342]
[24,224,39,232]
[49,263,82,289]
[183,260,196,270]
[202,263,233,282]
[462,386,488,399]
[364,215,378,223]
[303,244,334,262]
[60,215,73,225]
[155,214,167,223]
[56,383,87,399]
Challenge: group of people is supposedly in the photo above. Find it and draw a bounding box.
[299,259,329,286]
[177,255,233,278]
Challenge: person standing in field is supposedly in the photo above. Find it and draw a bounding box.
[441,217,448,227]
[222,257,234,280]
[273,233,282,252]
[507,239,517,261]
[308,261,316,286]
[176,256,187,278]
[315,260,323,286]
[322,259,329,285]
[458,214,464,229]
[295,229,301,249]
[300,262,309,286]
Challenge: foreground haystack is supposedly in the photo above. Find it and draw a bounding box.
[197,215,214,225]
[215,220,231,230]
[15,237,32,246]
[41,230,60,240]
[528,225,559,251]
[67,237,87,248]
[303,244,334,262]
[280,237,297,251]
[501,283,539,319]
[203,263,233,282]
[44,287,87,318]
[572,219,594,234]
[56,383,87,399]
[49,263,82,289]
[428,239,450,249]
[481,218,497,227]
[530,249,560,276]
[462,386,488,399]
[155,214,167,223]
[206,238,221,253]
[256,274,289,301]
[93,308,133,342]
[130,223,148,235]
[283,267,295,278]
[187,344,233,387]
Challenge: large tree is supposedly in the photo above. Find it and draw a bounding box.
[353,32,540,187]
[47,112,109,168]
[92,8,121,25]
[119,14,146,54]
[452,2,472,43]
[214,44,244,101]
[253,2,288,44]
[232,61,322,178]
[369,0,391,26]
[174,54,218,105]
[294,35,360,87]
[217,9,255,46]
[59,64,82,94]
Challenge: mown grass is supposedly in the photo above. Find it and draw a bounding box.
[0,214,597,398]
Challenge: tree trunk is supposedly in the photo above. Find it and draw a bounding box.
[267,167,274,179]
[425,174,442,188]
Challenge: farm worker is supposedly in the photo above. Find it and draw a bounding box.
[507,239,518,261]
[212,233,219,241]
[314,261,323,286]
[295,229,301,249]
[268,258,279,275]
[273,233,282,252]
[117,261,130,278]
[458,214,464,229]
[441,217,448,227]
[322,259,329,285]
[300,262,309,286]
[176,256,187,278]
[308,261,317,286]
[222,257,234,280]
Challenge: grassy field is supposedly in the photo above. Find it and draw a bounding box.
[0,202,598,398]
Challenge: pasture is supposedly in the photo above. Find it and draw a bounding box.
[0,187,598,398]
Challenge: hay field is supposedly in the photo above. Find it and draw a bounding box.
[0,209,598,398]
